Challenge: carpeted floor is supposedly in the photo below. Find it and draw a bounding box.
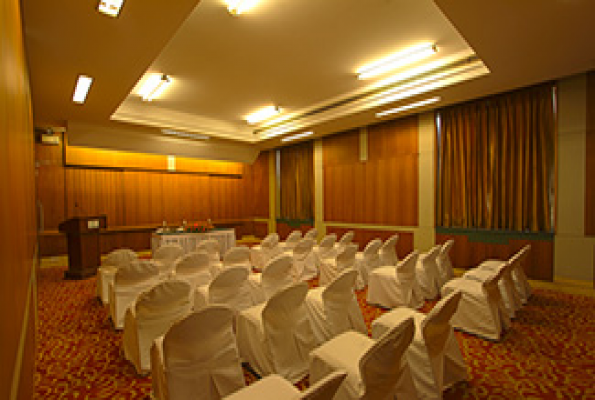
[35,266,595,399]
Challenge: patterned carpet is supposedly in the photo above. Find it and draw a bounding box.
[35,266,595,399]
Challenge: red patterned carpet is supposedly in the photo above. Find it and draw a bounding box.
[35,266,595,399]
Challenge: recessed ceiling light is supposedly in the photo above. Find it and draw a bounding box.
[97,0,124,17]
[138,74,172,102]
[72,75,93,104]
[281,131,314,142]
[226,0,260,15]
[161,129,209,140]
[245,105,282,125]
[376,97,441,118]
[357,43,437,80]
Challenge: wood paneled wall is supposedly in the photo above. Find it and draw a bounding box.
[323,116,419,226]
[1,0,37,397]
[326,226,414,259]
[585,70,595,235]
[36,140,269,255]
[435,232,554,281]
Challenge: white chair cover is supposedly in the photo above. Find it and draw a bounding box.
[511,245,532,302]
[109,260,161,329]
[379,234,399,267]
[151,306,245,400]
[436,240,455,286]
[334,231,355,253]
[304,269,367,345]
[441,263,511,341]
[123,279,193,374]
[220,246,252,273]
[415,246,442,300]
[248,254,295,304]
[236,282,316,383]
[309,316,417,400]
[97,248,138,305]
[355,238,382,286]
[172,251,213,288]
[250,233,282,271]
[288,238,317,281]
[304,228,318,242]
[319,244,362,289]
[223,371,348,400]
[278,230,302,252]
[367,251,424,309]
[372,291,468,399]
[196,239,221,265]
[194,266,254,313]
[153,244,185,276]
[313,233,338,265]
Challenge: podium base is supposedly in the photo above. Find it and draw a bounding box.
[64,267,97,280]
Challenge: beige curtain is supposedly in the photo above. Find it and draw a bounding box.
[279,141,314,220]
[436,83,555,232]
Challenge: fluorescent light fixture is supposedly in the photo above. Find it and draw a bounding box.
[98,0,124,17]
[161,129,209,140]
[376,97,441,118]
[357,43,437,80]
[245,105,282,125]
[281,131,314,142]
[138,74,172,101]
[72,75,93,104]
[226,0,260,15]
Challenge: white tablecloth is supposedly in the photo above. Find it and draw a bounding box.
[151,229,236,256]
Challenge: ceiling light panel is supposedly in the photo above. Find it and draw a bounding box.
[245,105,281,125]
[281,131,314,142]
[72,75,93,104]
[97,0,124,17]
[138,74,172,102]
[226,0,260,15]
[357,43,437,80]
[376,97,441,118]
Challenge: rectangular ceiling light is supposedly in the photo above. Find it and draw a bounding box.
[376,97,441,118]
[161,129,209,140]
[357,43,437,80]
[281,131,314,142]
[72,75,93,104]
[138,74,172,102]
[226,0,260,15]
[98,0,124,17]
[245,105,282,125]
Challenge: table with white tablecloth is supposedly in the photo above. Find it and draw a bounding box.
[151,229,236,256]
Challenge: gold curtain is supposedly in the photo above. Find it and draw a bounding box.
[436,83,555,232]
[279,141,314,220]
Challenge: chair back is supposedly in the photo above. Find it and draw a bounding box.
[337,231,354,246]
[379,234,399,266]
[421,290,462,356]
[359,317,415,399]
[261,233,280,249]
[363,238,382,260]
[395,251,419,280]
[293,238,315,260]
[304,228,318,241]
[173,251,212,287]
[115,259,160,286]
[284,231,303,249]
[318,234,337,253]
[261,255,295,299]
[163,306,244,399]
[153,244,184,273]
[135,279,193,327]
[208,266,252,312]
[104,248,138,268]
[300,371,348,400]
[222,246,251,269]
[336,244,358,271]
[196,239,221,263]
[322,269,358,335]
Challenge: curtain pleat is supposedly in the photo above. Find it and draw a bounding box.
[436,83,555,232]
[280,141,314,220]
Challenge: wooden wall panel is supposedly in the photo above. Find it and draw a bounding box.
[435,232,554,281]
[122,171,165,226]
[326,226,414,259]
[585,70,595,235]
[323,116,418,226]
[65,145,165,170]
[35,141,65,230]
[277,222,314,240]
[175,156,243,175]
[242,151,269,218]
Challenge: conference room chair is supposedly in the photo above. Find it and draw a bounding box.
[96,248,138,305]
[286,238,318,281]
[193,266,255,314]
[123,278,193,375]
[304,227,318,242]
[312,233,337,265]
[371,291,467,399]
[236,282,316,383]
[172,251,213,289]
[211,246,252,275]
[109,259,161,329]
[379,234,399,267]
[355,238,382,286]
[304,269,367,345]
[318,244,361,288]
[250,233,282,272]
[441,262,511,341]
[153,244,185,276]
[223,371,348,400]
[278,230,302,252]
[196,239,222,265]
[248,254,295,304]
[309,316,417,400]
[415,246,442,300]
[436,240,455,287]
[334,230,355,254]
[151,306,245,400]
[367,251,424,310]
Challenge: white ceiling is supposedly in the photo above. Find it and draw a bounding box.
[23,0,595,152]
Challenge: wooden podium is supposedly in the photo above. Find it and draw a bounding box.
[58,215,107,279]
